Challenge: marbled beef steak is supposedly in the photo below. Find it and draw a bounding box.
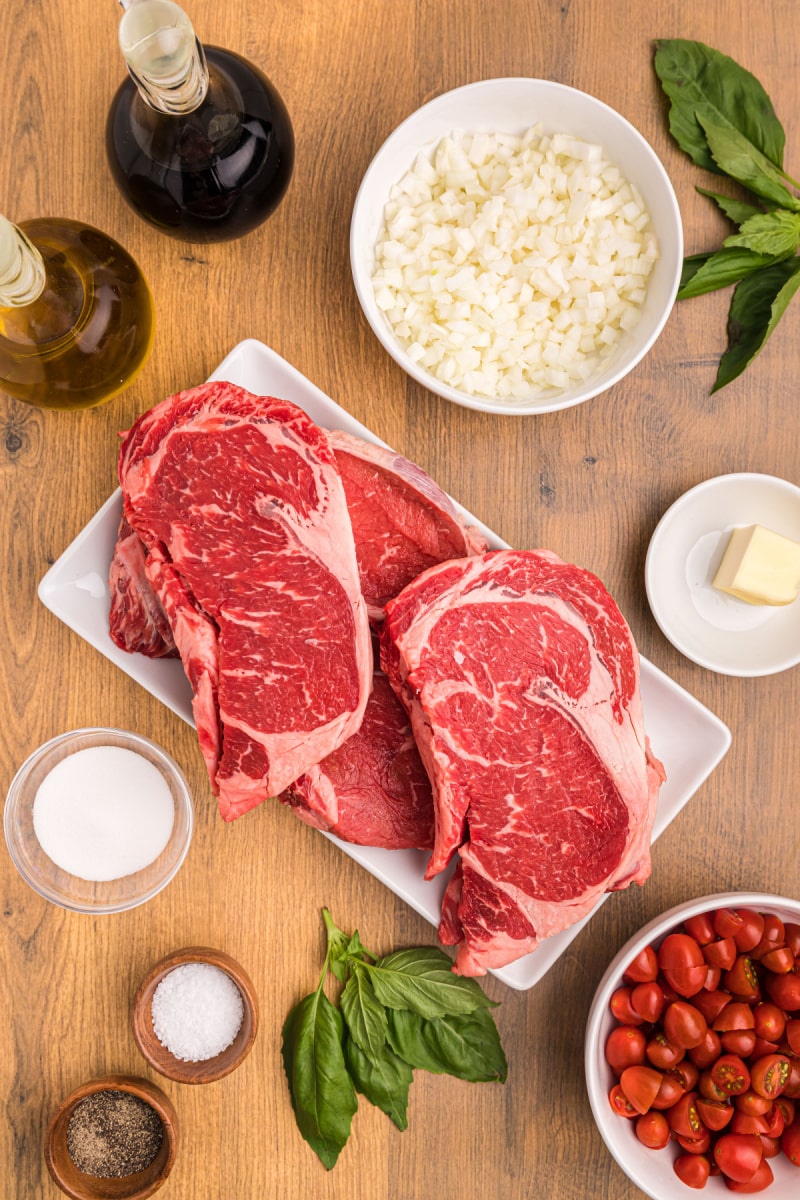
[117,381,371,820]
[381,548,665,975]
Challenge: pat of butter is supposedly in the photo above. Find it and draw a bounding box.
[712,524,800,606]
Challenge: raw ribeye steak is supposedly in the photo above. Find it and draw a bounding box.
[118,381,371,820]
[381,549,665,976]
[282,642,434,850]
[328,429,487,623]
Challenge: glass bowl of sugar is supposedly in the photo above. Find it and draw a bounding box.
[4,728,193,913]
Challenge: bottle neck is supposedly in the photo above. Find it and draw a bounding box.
[119,0,209,115]
[0,217,46,308]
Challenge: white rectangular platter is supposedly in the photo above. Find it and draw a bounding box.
[38,338,732,990]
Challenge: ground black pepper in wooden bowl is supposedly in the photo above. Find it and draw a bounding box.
[66,1090,163,1178]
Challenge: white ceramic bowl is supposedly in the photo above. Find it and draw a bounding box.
[350,77,683,415]
[645,472,800,676]
[4,728,193,913]
[585,891,800,1200]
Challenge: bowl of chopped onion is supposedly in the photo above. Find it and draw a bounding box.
[351,77,682,414]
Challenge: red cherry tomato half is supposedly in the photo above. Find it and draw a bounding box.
[721,1030,757,1058]
[785,924,800,958]
[749,1054,791,1100]
[631,981,665,1024]
[735,1090,772,1117]
[730,1112,768,1137]
[608,1083,638,1118]
[723,1158,774,1191]
[781,1114,800,1164]
[604,1025,647,1073]
[694,990,732,1025]
[713,1132,763,1181]
[609,986,645,1025]
[751,915,785,962]
[760,946,795,974]
[704,937,738,971]
[760,1134,781,1158]
[725,956,760,1002]
[751,1037,779,1059]
[704,965,722,992]
[714,1003,756,1033]
[678,1129,712,1155]
[696,1097,734,1131]
[659,933,708,998]
[689,1029,723,1070]
[764,969,800,1013]
[786,1020,800,1055]
[635,1109,670,1149]
[763,1105,785,1139]
[651,1072,686,1110]
[753,1003,786,1044]
[684,913,716,945]
[674,1153,711,1189]
[668,1091,705,1138]
[732,910,765,954]
[646,1033,686,1070]
[623,944,659,984]
[712,1055,751,1097]
[619,1064,663,1114]
[664,1001,709,1050]
[774,1096,796,1125]
[715,909,746,940]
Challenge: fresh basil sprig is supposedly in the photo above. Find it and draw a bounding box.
[654,38,800,390]
[281,908,507,1169]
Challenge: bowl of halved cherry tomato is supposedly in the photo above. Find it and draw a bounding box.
[585,893,800,1196]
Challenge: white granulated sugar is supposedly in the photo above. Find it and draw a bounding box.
[32,746,174,882]
[371,126,658,401]
[151,962,245,1062]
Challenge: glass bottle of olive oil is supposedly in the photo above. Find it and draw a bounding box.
[0,215,154,410]
[107,0,294,243]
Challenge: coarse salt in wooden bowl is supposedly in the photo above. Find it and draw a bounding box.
[44,1074,178,1200]
[131,946,259,1084]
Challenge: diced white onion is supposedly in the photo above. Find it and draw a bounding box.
[371,126,658,402]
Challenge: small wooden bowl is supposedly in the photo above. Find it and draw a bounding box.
[44,1075,178,1200]
[131,946,259,1084]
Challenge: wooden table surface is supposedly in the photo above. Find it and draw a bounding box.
[2,2,799,1197]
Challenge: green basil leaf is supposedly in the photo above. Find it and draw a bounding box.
[340,965,387,1058]
[697,114,800,211]
[344,1036,412,1131]
[365,947,495,1018]
[713,257,800,391]
[724,210,800,256]
[386,1007,508,1084]
[653,39,785,173]
[678,247,783,299]
[281,988,358,1170]
[696,187,764,226]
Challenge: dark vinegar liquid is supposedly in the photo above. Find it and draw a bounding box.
[0,219,154,410]
[106,46,295,243]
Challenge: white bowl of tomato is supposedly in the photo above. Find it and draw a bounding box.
[585,893,800,1197]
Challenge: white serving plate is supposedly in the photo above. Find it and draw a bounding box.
[38,338,731,990]
[645,472,800,676]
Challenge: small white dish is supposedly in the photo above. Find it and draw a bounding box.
[350,77,683,415]
[37,339,730,987]
[645,472,800,676]
[585,891,800,1200]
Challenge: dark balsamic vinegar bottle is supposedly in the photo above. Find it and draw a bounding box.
[107,0,294,243]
